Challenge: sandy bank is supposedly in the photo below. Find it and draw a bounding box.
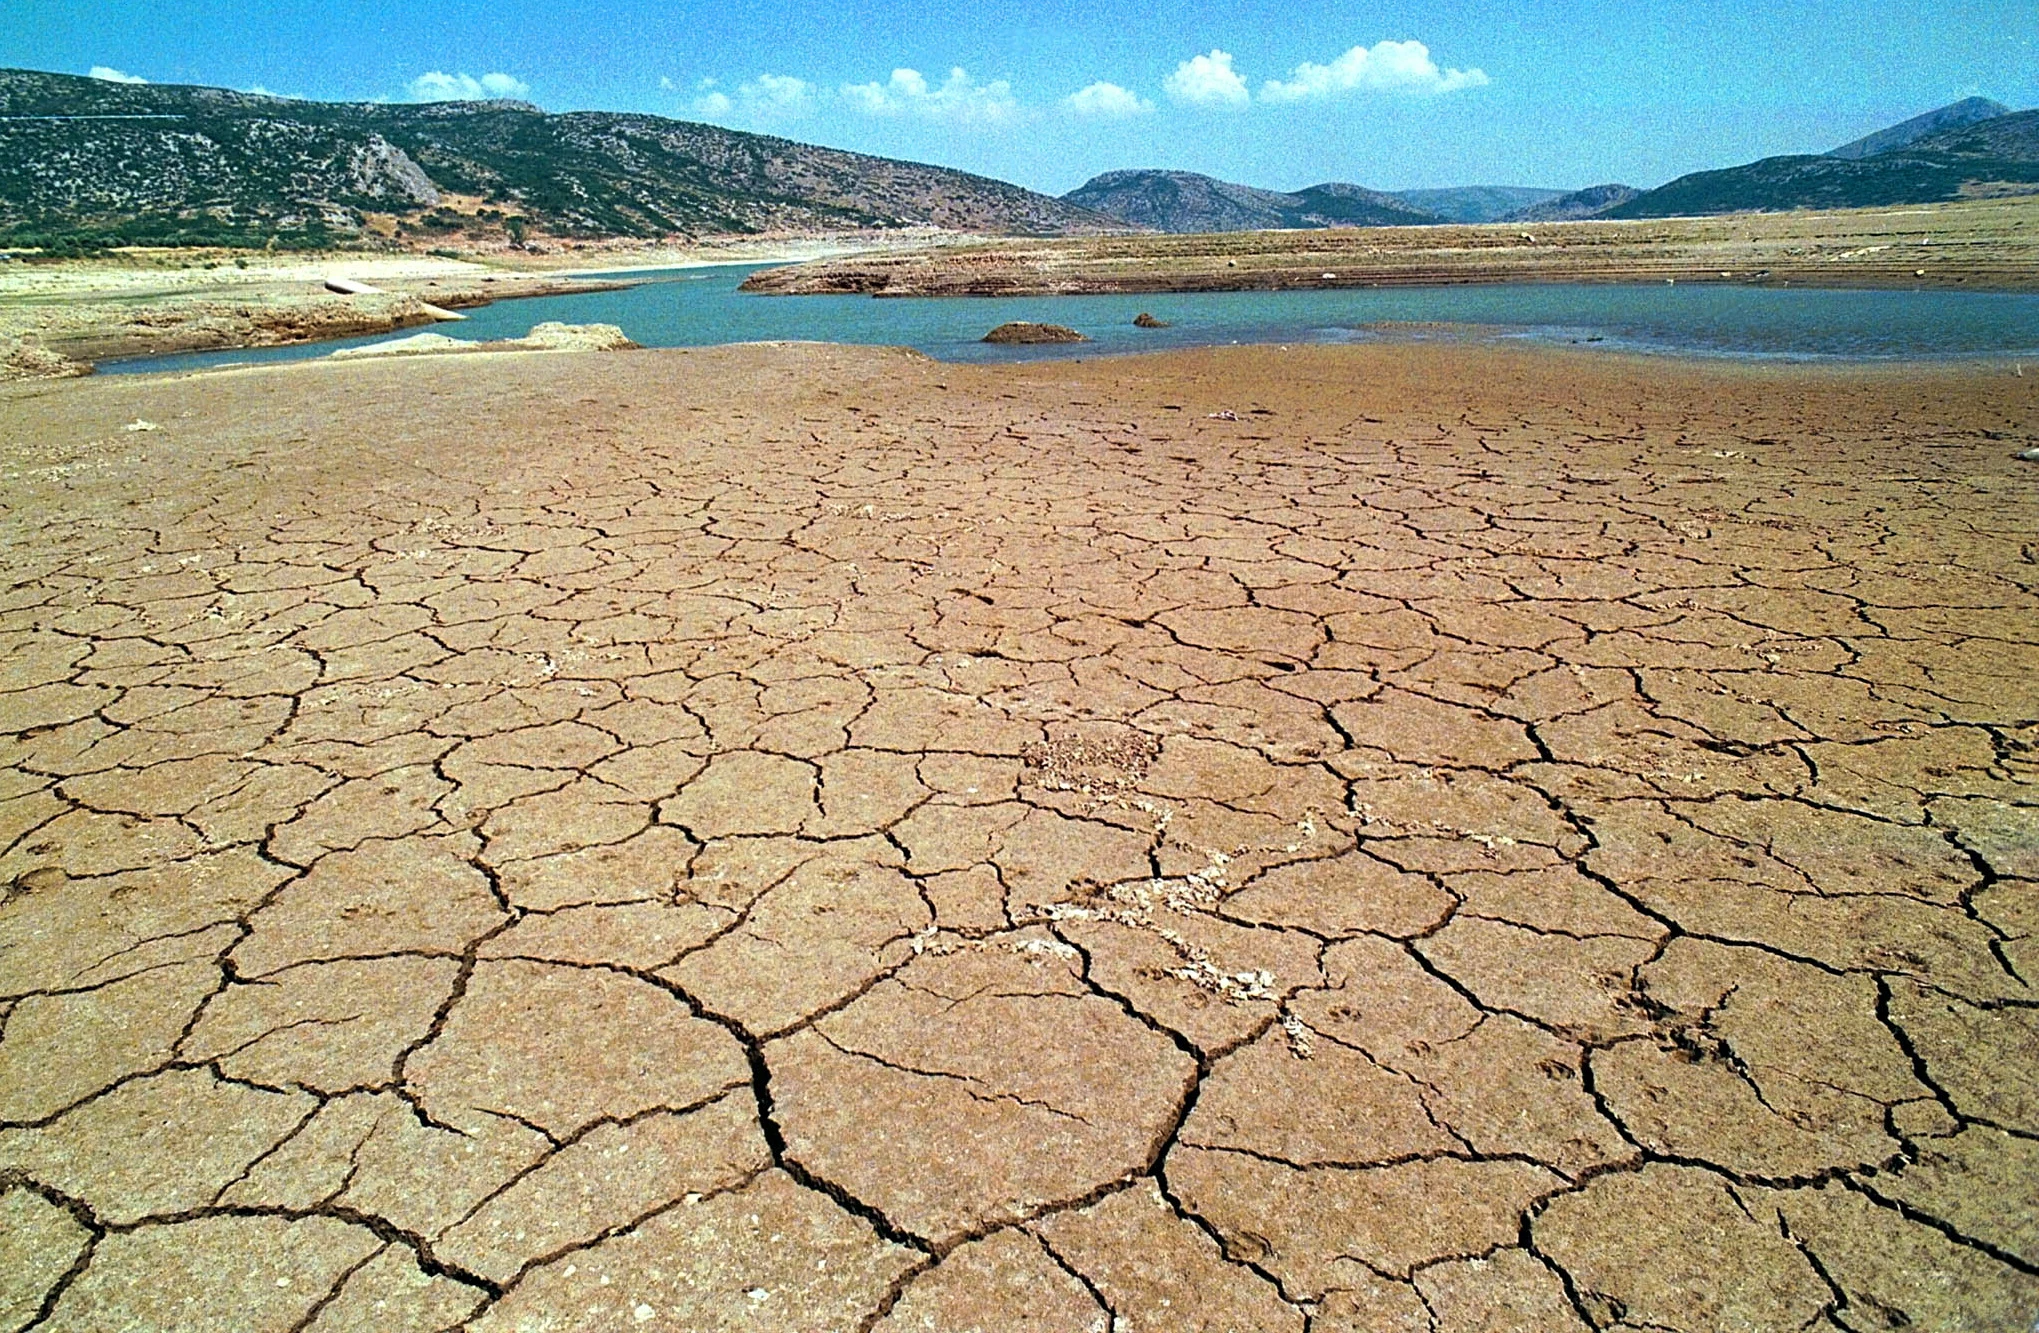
[743,193,2039,296]
[0,250,635,376]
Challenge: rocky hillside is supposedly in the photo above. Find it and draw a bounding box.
[1610,104,2037,219]
[1387,185,1564,223]
[1506,184,1640,222]
[1062,170,1441,233]
[1828,96,2011,159]
[0,68,1119,248]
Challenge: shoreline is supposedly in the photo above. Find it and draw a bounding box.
[0,230,977,378]
[53,329,2039,391]
[83,293,2039,382]
[741,195,2039,298]
[0,251,637,378]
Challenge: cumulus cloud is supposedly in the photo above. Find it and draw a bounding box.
[405,70,530,102]
[1064,81,1152,118]
[693,73,817,124]
[89,66,147,84]
[1261,40,1488,102]
[840,67,1020,124]
[1164,50,1250,107]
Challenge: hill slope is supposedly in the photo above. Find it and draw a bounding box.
[0,68,1118,247]
[1062,169,1441,232]
[1388,186,1564,223]
[1505,184,1640,222]
[1828,96,2011,159]
[1609,108,2039,218]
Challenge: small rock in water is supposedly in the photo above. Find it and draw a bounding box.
[2016,447,2039,462]
[521,321,638,351]
[1132,312,1170,328]
[982,322,1089,345]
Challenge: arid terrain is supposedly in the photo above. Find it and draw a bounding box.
[0,342,2035,1331]
[742,193,2039,296]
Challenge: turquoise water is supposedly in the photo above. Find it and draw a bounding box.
[107,263,2039,374]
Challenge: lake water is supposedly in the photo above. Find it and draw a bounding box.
[108,263,2039,375]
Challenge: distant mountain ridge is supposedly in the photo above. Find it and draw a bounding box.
[5,69,2033,252]
[1828,97,2011,159]
[1507,184,1641,223]
[1609,105,2039,219]
[1387,186,1565,223]
[0,68,1118,247]
[1061,170,1443,232]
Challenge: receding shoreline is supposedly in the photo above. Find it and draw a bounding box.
[0,230,984,378]
[0,251,641,377]
[740,194,2039,297]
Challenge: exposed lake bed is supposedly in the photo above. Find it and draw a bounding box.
[5,339,2035,1330]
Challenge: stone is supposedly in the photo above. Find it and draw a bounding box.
[982,322,1089,344]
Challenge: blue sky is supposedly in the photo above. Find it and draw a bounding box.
[10,1,2035,195]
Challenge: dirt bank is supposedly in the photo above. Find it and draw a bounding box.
[0,251,634,376]
[742,193,2039,296]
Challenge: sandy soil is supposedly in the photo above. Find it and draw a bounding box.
[0,343,2035,1330]
[743,193,2039,296]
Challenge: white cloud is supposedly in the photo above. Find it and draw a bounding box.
[1261,40,1488,102]
[405,70,530,102]
[1164,50,1250,107]
[693,73,817,124]
[1064,81,1152,118]
[659,75,677,92]
[840,67,1020,125]
[89,66,148,84]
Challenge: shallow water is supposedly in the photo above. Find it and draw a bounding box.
[107,263,2039,375]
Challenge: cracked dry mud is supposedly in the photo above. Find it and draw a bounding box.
[0,341,2035,1332]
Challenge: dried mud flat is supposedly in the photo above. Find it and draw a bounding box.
[0,341,2035,1331]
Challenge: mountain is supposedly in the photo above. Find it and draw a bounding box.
[1505,184,1641,222]
[1061,170,1442,233]
[0,68,1117,248]
[1828,97,2011,159]
[1608,106,2039,219]
[1388,186,1565,223]
[1910,109,2039,160]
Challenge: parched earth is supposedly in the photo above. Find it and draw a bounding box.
[0,341,2035,1331]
